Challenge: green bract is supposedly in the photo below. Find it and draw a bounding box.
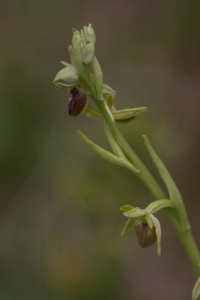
[53,65,80,88]
[192,277,200,300]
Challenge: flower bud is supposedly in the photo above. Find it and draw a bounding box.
[72,29,81,51]
[53,65,80,88]
[134,220,157,248]
[67,87,88,118]
[81,42,95,65]
[83,24,96,44]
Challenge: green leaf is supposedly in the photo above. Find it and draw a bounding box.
[151,214,161,256]
[105,95,114,110]
[121,218,135,238]
[112,107,147,121]
[120,205,134,211]
[143,136,188,227]
[123,207,148,218]
[192,277,200,300]
[146,199,174,214]
[77,131,139,174]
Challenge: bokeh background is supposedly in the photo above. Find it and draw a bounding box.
[1,0,200,299]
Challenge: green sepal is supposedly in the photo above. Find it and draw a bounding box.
[151,214,161,256]
[123,207,148,218]
[121,218,135,239]
[146,199,174,214]
[77,131,139,174]
[53,65,80,88]
[112,107,147,121]
[105,95,114,110]
[192,277,200,300]
[143,136,188,228]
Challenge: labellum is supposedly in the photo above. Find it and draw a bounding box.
[67,87,88,117]
[134,220,157,248]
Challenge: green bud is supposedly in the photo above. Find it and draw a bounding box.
[81,42,95,65]
[134,219,157,248]
[72,29,81,51]
[83,24,96,44]
[53,65,80,88]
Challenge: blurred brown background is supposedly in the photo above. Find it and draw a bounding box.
[1,0,200,299]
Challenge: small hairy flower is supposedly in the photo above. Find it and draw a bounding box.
[67,87,88,118]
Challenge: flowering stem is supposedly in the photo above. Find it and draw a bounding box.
[92,96,200,276]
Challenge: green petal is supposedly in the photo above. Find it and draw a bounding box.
[121,218,135,239]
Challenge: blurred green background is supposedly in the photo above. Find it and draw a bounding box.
[1,0,200,299]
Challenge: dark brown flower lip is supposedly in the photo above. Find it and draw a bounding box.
[67,87,88,118]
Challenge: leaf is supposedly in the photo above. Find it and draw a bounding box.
[151,215,161,256]
[77,131,139,174]
[112,107,147,121]
[120,205,134,211]
[123,207,148,218]
[121,218,135,238]
[192,277,200,300]
[143,136,188,227]
[105,95,114,110]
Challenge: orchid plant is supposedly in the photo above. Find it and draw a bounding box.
[53,24,200,299]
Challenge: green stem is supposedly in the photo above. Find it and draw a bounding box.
[92,97,200,276]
